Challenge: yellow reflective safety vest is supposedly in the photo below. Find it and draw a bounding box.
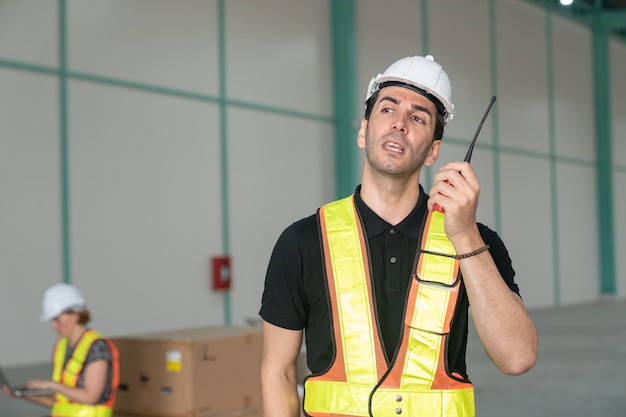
[51,329,120,417]
[303,195,475,417]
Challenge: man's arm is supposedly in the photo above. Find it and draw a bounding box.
[458,246,538,375]
[429,161,538,375]
[261,321,303,417]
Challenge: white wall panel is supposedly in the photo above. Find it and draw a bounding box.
[468,148,498,229]
[496,1,550,154]
[356,0,424,105]
[0,0,57,66]
[227,109,335,326]
[68,80,223,338]
[67,0,219,94]
[500,154,554,308]
[225,0,331,115]
[430,0,494,143]
[0,69,61,365]
[556,164,599,304]
[552,15,595,161]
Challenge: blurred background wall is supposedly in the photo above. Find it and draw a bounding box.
[1,0,625,367]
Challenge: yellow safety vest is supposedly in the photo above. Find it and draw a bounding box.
[51,329,120,417]
[304,195,475,417]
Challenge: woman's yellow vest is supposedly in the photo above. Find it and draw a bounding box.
[303,195,475,417]
[50,329,120,417]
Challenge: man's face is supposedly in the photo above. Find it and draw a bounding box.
[358,86,441,178]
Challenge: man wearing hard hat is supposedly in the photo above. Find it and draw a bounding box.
[2,283,119,417]
[259,55,538,416]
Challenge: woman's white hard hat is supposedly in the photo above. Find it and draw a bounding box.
[40,283,86,321]
[366,55,454,124]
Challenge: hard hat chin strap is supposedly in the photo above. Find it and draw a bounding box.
[378,81,447,120]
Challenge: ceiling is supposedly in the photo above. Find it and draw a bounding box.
[525,0,626,41]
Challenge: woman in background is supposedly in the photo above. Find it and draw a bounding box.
[2,283,119,417]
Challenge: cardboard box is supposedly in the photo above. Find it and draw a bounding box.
[112,326,262,417]
[210,407,262,417]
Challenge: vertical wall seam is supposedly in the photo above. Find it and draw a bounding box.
[217,0,232,324]
[488,0,502,233]
[421,0,433,188]
[545,12,561,306]
[58,0,71,284]
[421,0,428,52]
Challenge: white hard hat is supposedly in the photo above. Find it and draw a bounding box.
[366,55,454,124]
[40,283,86,321]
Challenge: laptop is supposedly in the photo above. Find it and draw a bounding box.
[0,365,54,397]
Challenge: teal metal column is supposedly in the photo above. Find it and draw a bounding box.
[592,19,616,294]
[331,0,359,199]
[545,11,562,306]
[58,0,71,284]
[217,0,232,324]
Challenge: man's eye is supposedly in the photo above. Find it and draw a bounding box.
[412,116,424,123]
[382,107,393,113]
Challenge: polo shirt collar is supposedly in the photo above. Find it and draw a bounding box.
[353,184,428,240]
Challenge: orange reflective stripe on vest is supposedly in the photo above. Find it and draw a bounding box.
[51,329,119,417]
[304,196,475,417]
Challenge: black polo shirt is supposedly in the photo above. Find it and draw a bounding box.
[260,185,518,378]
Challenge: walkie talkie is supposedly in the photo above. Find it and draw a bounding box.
[433,96,497,213]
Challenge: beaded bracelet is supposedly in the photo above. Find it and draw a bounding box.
[454,244,490,259]
[421,244,490,260]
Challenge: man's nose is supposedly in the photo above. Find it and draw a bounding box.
[391,115,407,133]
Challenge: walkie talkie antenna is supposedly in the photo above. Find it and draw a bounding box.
[464,95,497,163]
[432,95,498,214]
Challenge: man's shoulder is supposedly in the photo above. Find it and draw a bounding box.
[283,197,347,235]
[292,212,319,227]
[274,212,319,249]
[477,222,494,235]
[277,195,354,246]
[477,222,504,245]
[477,222,514,268]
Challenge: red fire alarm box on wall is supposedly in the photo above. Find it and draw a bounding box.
[211,256,231,290]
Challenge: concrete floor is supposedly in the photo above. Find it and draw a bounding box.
[469,298,626,417]
[2,299,625,417]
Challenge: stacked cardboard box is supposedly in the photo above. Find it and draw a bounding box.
[112,326,262,417]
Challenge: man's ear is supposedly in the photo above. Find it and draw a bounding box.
[357,119,368,149]
[424,140,442,167]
